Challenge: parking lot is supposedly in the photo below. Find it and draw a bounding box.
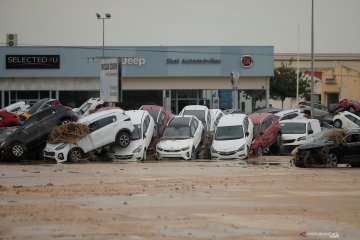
[0,157,359,240]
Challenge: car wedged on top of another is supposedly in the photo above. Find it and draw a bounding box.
[74,98,104,117]
[295,101,329,118]
[110,110,155,161]
[43,109,134,163]
[139,105,171,137]
[211,113,254,160]
[330,99,360,114]
[275,109,305,122]
[179,105,212,134]
[16,98,61,122]
[294,128,360,168]
[332,111,360,130]
[0,110,21,127]
[4,101,30,113]
[156,115,204,160]
[248,112,282,157]
[0,105,78,161]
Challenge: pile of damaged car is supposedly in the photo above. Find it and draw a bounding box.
[0,98,359,168]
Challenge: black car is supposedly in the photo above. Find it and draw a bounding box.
[294,129,360,168]
[0,105,78,161]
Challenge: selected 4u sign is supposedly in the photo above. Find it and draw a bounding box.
[100,58,122,102]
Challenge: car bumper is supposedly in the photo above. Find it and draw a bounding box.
[211,149,247,160]
[43,148,68,163]
[156,149,192,160]
[113,151,142,161]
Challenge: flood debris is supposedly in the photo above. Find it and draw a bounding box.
[48,122,90,144]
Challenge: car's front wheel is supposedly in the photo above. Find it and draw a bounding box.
[326,153,338,167]
[190,147,196,160]
[9,142,26,160]
[256,146,264,157]
[115,131,131,148]
[333,119,342,128]
[68,148,83,163]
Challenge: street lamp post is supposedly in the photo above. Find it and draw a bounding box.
[96,13,111,58]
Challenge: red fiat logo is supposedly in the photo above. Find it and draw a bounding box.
[241,55,253,68]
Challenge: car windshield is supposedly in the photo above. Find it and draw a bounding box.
[280,122,306,134]
[253,124,260,137]
[183,110,205,121]
[163,126,190,139]
[27,99,48,114]
[215,125,244,140]
[131,124,142,140]
[145,109,159,122]
[76,103,91,115]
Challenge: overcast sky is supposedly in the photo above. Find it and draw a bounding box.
[1,0,359,53]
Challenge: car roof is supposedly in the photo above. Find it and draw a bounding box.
[275,108,301,116]
[280,118,319,124]
[168,115,193,126]
[182,105,209,111]
[248,112,273,123]
[218,114,247,126]
[140,105,163,111]
[124,110,147,125]
[79,109,124,123]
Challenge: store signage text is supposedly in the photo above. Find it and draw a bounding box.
[166,58,221,64]
[121,57,145,67]
[6,55,60,69]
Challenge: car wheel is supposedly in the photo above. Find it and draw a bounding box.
[9,142,26,160]
[326,153,338,167]
[333,119,342,128]
[349,106,356,113]
[256,146,263,157]
[115,131,131,148]
[68,148,83,163]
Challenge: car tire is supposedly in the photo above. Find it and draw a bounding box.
[294,160,305,168]
[142,148,147,161]
[349,106,356,113]
[333,119,342,128]
[115,131,131,148]
[256,146,263,157]
[68,148,83,163]
[9,142,26,161]
[326,153,338,167]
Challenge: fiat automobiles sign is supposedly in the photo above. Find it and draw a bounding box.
[241,55,253,68]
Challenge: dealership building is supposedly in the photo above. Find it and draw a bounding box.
[0,46,274,113]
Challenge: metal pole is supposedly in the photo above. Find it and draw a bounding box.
[296,25,300,105]
[310,0,315,117]
[102,18,105,58]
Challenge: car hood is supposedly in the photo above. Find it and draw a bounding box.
[212,138,246,151]
[158,138,193,150]
[45,142,69,150]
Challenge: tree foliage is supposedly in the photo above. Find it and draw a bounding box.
[270,60,311,108]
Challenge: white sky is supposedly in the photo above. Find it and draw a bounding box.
[1,0,359,53]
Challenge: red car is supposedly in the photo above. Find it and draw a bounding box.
[0,109,21,127]
[139,105,171,137]
[248,112,282,157]
[331,99,360,114]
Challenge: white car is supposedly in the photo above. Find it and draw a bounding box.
[280,118,321,153]
[75,98,104,117]
[211,114,254,160]
[275,109,306,121]
[210,109,224,132]
[4,101,30,112]
[179,105,212,133]
[109,110,155,161]
[43,109,134,163]
[333,111,360,130]
[156,115,204,160]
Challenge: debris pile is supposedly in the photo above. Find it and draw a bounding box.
[328,130,346,144]
[48,122,90,144]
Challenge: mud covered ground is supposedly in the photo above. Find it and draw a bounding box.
[0,157,359,240]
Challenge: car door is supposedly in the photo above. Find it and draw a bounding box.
[88,115,117,149]
[262,118,274,148]
[342,134,360,163]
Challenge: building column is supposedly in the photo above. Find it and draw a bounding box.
[266,77,270,107]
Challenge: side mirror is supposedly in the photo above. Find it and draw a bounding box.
[245,132,249,137]
[308,130,313,134]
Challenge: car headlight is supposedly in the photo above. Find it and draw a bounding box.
[181,146,190,151]
[157,146,163,151]
[133,145,142,153]
[297,136,306,141]
[237,144,245,152]
[55,143,66,150]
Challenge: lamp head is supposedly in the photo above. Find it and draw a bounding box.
[105,13,111,18]
[96,13,101,18]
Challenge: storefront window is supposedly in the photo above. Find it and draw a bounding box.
[59,91,99,108]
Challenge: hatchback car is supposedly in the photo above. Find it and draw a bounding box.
[16,98,61,121]
[0,105,78,161]
[0,110,21,127]
[74,98,104,117]
[179,105,212,134]
[331,99,360,114]
[332,111,360,130]
[211,114,254,160]
[248,112,282,156]
[294,128,360,168]
[156,115,204,160]
[109,110,155,161]
[280,118,321,153]
[43,109,134,163]
[140,105,171,137]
